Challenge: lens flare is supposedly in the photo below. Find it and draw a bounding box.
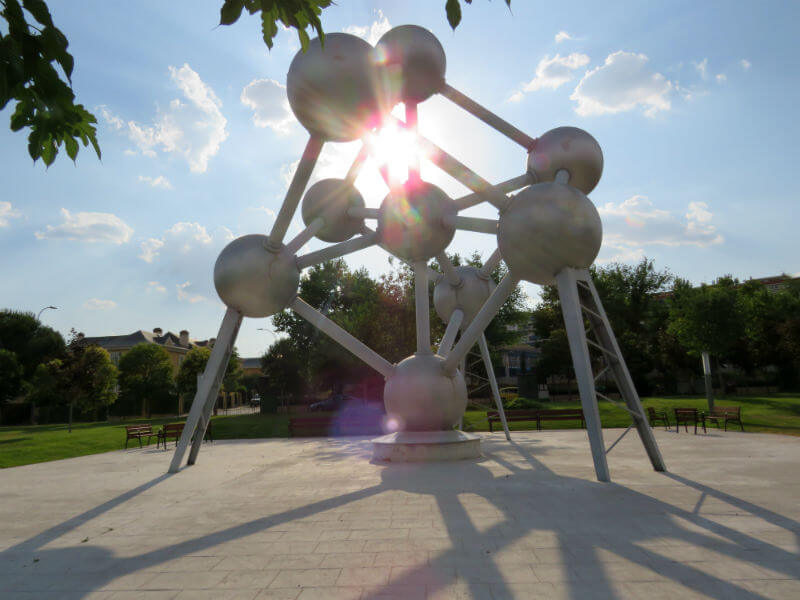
[371,122,420,185]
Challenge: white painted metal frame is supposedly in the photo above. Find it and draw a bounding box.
[170,71,665,482]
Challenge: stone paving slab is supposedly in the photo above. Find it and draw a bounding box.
[1,429,799,599]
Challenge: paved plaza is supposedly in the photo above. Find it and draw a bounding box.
[1,428,799,599]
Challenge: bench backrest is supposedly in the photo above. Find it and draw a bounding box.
[126,425,153,434]
[710,406,740,418]
[674,408,698,419]
[487,410,538,418]
[163,423,184,435]
[537,409,584,418]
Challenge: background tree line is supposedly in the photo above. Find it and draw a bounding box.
[532,259,800,396]
[0,309,244,424]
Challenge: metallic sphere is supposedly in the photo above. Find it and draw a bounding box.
[377,180,456,262]
[433,266,496,327]
[301,178,365,243]
[286,33,383,141]
[527,127,604,194]
[498,183,602,285]
[214,234,300,318]
[384,353,468,431]
[375,25,446,103]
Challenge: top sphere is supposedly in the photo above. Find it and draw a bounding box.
[375,25,446,104]
[287,33,383,141]
[527,127,604,194]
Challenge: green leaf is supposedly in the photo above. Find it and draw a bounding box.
[21,0,54,28]
[64,134,78,160]
[445,0,462,30]
[219,0,245,25]
[260,7,279,49]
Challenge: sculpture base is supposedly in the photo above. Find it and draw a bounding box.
[371,430,481,462]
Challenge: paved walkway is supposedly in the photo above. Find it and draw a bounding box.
[1,428,799,599]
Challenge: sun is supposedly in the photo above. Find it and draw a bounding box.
[370,120,421,186]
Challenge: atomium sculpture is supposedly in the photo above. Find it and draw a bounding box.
[170,25,666,481]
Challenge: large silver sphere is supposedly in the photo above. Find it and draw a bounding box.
[286,33,382,141]
[498,183,602,285]
[375,25,446,104]
[301,178,365,243]
[214,234,300,318]
[527,127,604,194]
[384,354,467,431]
[433,266,496,327]
[377,180,456,262]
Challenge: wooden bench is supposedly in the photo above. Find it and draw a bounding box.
[288,416,382,437]
[674,408,706,434]
[487,409,585,432]
[157,422,213,449]
[536,409,585,430]
[125,424,155,448]
[705,406,744,431]
[487,410,538,432]
[647,407,670,429]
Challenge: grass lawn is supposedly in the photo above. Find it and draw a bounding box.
[1,394,798,468]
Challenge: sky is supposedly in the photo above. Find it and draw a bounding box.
[1,0,799,358]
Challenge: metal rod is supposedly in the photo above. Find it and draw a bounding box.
[593,364,610,382]
[554,168,570,185]
[586,337,618,360]
[440,83,537,150]
[345,142,369,185]
[170,308,242,473]
[389,116,510,211]
[443,273,519,373]
[445,214,499,235]
[605,424,634,455]
[347,206,380,220]
[436,252,462,287]
[596,391,646,420]
[414,261,432,354]
[295,231,378,269]
[268,136,324,248]
[479,248,503,278]
[438,309,463,356]
[406,101,420,179]
[291,297,394,377]
[284,216,324,255]
[479,333,511,441]
[454,173,533,210]
[580,303,603,321]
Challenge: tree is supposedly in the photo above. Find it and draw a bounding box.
[65,345,117,416]
[0,348,22,401]
[3,1,509,165]
[117,343,174,417]
[176,346,243,406]
[260,337,307,404]
[0,309,65,379]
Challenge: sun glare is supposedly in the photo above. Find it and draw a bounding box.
[371,122,420,185]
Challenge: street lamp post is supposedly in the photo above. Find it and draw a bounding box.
[37,305,57,321]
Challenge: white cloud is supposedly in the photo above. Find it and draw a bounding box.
[571,51,672,117]
[139,221,219,263]
[740,59,751,70]
[98,105,124,130]
[520,53,590,94]
[247,205,277,220]
[344,10,391,45]
[147,281,167,293]
[83,298,117,310]
[599,196,723,252]
[176,281,207,304]
[507,91,524,103]
[111,64,227,173]
[554,31,574,43]
[240,79,295,134]
[138,175,173,189]
[0,201,21,227]
[694,58,708,80]
[36,208,133,244]
[139,238,164,263]
[715,73,727,83]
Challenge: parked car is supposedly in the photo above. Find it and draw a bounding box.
[309,393,368,412]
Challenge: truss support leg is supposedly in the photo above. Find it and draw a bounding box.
[478,333,511,441]
[169,308,243,473]
[556,268,610,482]
[576,269,666,472]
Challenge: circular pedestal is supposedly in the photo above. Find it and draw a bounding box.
[371,430,481,462]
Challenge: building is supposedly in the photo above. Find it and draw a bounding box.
[81,328,213,374]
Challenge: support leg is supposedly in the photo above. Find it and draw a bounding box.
[578,270,666,472]
[555,269,610,482]
[478,334,511,441]
[169,308,243,473]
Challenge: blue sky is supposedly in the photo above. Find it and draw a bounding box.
[1,0,798,358]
